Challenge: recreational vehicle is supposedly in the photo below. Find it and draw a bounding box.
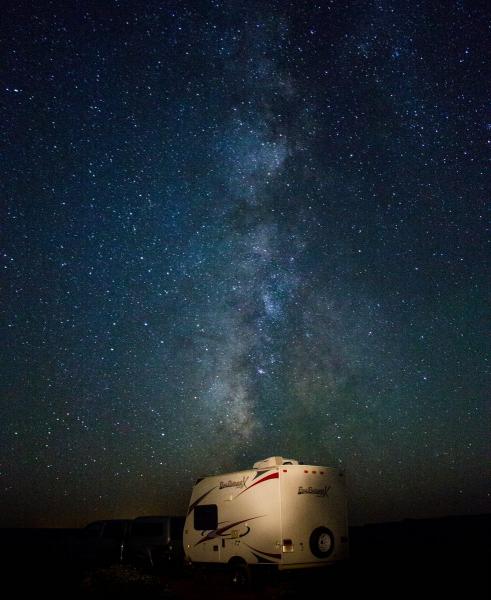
[183,456,348,582]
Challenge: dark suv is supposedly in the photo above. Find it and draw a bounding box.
[81,519,131,566]
[125,516,185,570]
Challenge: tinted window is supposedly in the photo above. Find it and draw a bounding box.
[194,505,217,530]
[131,522,163,538]
[103,522,125,540]
[85,522,103,537]
[170,517,185,539]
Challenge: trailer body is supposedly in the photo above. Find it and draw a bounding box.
[183,456,349,570]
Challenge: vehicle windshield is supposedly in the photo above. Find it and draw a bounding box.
[131,522,163,537]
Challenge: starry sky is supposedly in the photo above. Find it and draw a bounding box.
[1,0,489,527]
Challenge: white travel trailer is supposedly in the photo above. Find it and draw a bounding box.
[183,456,348,580]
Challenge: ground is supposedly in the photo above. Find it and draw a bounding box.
[2,516,489,599]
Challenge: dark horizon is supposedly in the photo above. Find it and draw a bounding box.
[1,466,488,530]
[1,0,489,529]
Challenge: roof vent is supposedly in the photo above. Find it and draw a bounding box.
[253,456,299,469]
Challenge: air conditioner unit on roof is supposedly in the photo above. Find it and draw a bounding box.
[253,456,299,469]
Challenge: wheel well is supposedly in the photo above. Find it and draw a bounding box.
[228,556,247,566]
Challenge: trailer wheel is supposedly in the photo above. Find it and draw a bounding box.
[229,558,251,589]
[309,527,335,559]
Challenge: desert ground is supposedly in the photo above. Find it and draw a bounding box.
[2,515,488,599]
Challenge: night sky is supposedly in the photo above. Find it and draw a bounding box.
[1,1,489,528]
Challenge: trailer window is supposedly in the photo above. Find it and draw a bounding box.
[194,505,217,530]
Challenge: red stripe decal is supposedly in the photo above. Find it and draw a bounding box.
[236,471,278,497]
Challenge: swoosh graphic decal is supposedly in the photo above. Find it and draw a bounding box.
[245,543,281,560]
[250,552,277,564]
[195,515,264,546]
[236,471,279,497]
[252,469,272,480]
[187,486,217,515]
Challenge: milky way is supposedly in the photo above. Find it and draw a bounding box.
[1,1,489,526]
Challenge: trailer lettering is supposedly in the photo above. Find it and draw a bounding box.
[298,485,331,498]
[219,476,249,489]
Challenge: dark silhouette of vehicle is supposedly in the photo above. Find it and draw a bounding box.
[125,515,185,570]
[80,519,131,566]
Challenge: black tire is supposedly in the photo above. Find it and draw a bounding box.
[309,527,335,559]
[229,559,251,589]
